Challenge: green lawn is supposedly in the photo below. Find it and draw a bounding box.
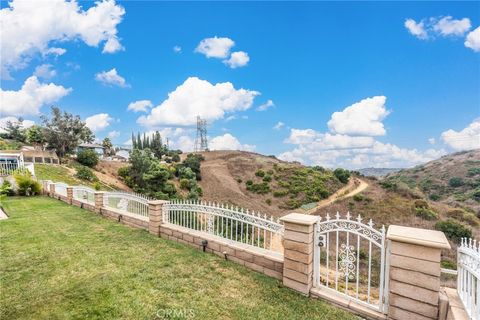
[0,197,355,320]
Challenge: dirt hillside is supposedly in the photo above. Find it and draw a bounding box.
[197,151,295,216]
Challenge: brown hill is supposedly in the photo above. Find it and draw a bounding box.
[196,151,344,217]
[384,149,480,214]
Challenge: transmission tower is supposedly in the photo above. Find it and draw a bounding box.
[194,116,208,152]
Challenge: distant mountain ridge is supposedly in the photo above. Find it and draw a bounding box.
[357,167,401,177]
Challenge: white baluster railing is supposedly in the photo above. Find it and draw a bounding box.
[162,199,284,253]
[457,238,480,320]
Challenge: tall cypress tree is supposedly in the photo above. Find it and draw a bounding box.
[132,132,136,149]
[137,132,142,149]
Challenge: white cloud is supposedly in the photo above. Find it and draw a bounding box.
[0,75,71,116]
[107,130,120,139]
[441,119,480,150]
[195,36,235,58]
[257,99,275,112]
[465,27,480,52]
[284,129,375,150]
[95,68,128,87]
[33,64,56,79]
[273,121,285,130]
[137,77,259,127]
[103,37,124,54]
[223,51,250,68]
[173,46,182,53]
[405,19,428,39]
[85,113,112,132]
[0,117,35,133]
[327,96,389,136]
[0,0,125,77]
[209,133,255,152]
[278,135,446,169]
[277,95,446,168]
[428,138,436,145]
[127,100,153,112]
[433,16,471,36]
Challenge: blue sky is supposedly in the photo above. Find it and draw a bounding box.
[1,1,479,168]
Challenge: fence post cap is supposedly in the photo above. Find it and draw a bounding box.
[280,213,318,226]
[387,225,451,249]
[148,200,169,205]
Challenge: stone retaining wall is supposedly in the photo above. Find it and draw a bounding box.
[159,223,284,280]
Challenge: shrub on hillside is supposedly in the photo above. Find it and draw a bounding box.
[77,149,99,167]
[472,188,480,202]
[415,207,438,220]
[467,168,480,177]
[171,153,181,162]
[75,166,98,182]
[435,219,472,243]
[265,198,272,205]
[449,177,464,188]
[246,182,270,194]
[429,194,441,201]
[333,168,350,184]
[0,181,14,196]
[13,172,41,196]
[273,189,289,197]
[263,175,272,182]
[413,199,429,209]
[255,169,265,177]
[179,178,189,190]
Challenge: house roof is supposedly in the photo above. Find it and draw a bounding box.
[78,143,104,149]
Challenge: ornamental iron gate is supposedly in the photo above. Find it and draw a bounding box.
[313,212,387,313]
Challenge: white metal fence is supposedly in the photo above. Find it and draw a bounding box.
[0,162,20,176]
[458,238,479,320]
[72,186,95,205]
[103,191,150,221]
[162,200,284,253]
[54,182,68,197]
[313,212,387,313]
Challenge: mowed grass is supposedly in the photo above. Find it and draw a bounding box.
[0,197,355,320]
[34,164,114,190]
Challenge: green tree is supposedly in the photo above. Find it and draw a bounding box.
[41,107,94,157]
[102,137,113,156]
[26,125,45,147]
[334,168,350,184]
[77,149,99,167]
[1,118,26,142]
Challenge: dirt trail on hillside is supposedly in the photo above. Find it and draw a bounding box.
[304,178,369,214]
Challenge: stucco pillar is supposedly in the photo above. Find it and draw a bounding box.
[148,200,168,236]
[280,213,318,295]
[49,183,55,197]
[94,192,104,214]
[386,225,451,320]
[66,186,73,204]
